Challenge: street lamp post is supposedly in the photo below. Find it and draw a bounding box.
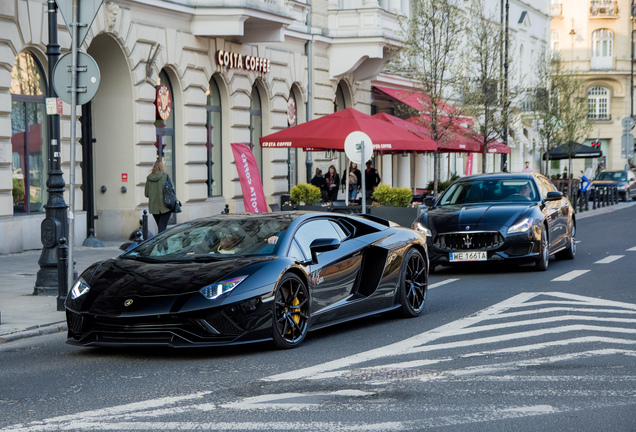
[35,0,69,296]
[501,0,509,172]
[631,1,635,119]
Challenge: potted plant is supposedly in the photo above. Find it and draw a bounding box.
[369,184,423,227]
[288,183,324,210]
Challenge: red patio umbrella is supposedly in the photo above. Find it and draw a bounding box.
[406,116,481,153]
[372,113,437,152]
[259,108,435,152]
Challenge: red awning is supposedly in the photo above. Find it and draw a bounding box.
[371,113,436,152]
[259,108,435,152]
[406,116,481,153]
[373,86,474,125]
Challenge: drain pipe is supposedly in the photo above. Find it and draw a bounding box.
[305,0,313,183]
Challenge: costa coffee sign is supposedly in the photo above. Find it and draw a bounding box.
[155,84,171,121]
[216,50,271,73]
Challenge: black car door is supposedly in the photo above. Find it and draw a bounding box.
[290,218,364,323]
[537,177,566,249]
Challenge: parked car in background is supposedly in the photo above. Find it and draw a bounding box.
[589,169,636,202]
[66,212,429,349]
[414,173,576,272]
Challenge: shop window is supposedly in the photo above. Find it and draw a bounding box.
[10,52,48,214]
[249,85,263,179]
[206,77,223,197]
[587,86,610,120]
[591,29,613,70]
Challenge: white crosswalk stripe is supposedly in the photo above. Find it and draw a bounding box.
[595,255,624,264]
[551,270,590,281]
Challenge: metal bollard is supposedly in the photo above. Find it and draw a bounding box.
[57,237,68,312]
[142,210,149,240]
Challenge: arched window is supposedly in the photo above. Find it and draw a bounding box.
[591,29,613,69]
[206,77,222,197]
[250,85,263,178]
[10,52,48,214]
[157,70,175,178]
[588,86,609,120]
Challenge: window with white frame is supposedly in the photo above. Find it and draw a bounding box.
[591,29,613,69]
[588,86,610,120]
[551,31,560,52]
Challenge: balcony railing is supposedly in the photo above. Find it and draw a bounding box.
[590,1,619,17]
[588,113,612,121]
[551,4,562,17]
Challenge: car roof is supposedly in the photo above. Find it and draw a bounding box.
[452,172,541,182]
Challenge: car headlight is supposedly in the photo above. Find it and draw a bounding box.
[618,184,626,191]
[70,278,90,299]
[507,217,534,234]
[199,276,248,300]
[414,222,432,237]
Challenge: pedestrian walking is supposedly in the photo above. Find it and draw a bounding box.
[325,165,340,202]
[342,162,361,203]
[310,168,328,202]
[145,160,172,233]
[364,160,381,200]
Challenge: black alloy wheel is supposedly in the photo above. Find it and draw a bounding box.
[272,273,310,349]
[535,228,549,271]
[556,224,576,260]
[398,249,428,317]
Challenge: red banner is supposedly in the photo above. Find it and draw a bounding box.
[231,143,268,213]
[465,153,473,176]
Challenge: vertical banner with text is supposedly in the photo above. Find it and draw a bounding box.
[465,153,473,176]
[231,143,268,212]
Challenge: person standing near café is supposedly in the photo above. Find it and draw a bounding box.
[310,168,328,202]
[342,162,362,202]
[324,165,340,202]
[364,160,381,200]
[522,161,533,172]
[145,160,172,233]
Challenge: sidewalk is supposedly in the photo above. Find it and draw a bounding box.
[1,202,634,344]
[0,242,122,343]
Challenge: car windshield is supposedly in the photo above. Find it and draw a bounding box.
[438,178,539,205]
[595,171,627,182]
[122,216,295,261]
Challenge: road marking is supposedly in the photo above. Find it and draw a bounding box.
[429,278,460,289]
[551,270,590,281]
[627,246,636,251]
[595,255,624,264]
[264,292,636,382]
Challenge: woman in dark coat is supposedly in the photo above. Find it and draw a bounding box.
[324,165,340,202]
[144,160,172,233]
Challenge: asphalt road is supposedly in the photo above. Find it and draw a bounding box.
[1,206,635,432]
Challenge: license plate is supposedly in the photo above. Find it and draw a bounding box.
[450,251,487,262]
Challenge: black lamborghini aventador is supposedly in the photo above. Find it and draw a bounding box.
[414,173,576,272]
[66,211,428,349]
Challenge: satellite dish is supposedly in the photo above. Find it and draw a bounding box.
[344,131,373,164]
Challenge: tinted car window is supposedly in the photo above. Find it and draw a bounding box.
[294,219,342,257]
[439,178,539,204]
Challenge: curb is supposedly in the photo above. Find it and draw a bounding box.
[0,322,67,344]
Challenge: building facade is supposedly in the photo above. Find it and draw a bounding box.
[551,0,635,175]
[1,0,550,254]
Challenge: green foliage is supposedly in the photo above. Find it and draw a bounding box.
[12,178,25,203]
[290,183,322,205]
[426,173,460,194]
[371,184,413,207]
